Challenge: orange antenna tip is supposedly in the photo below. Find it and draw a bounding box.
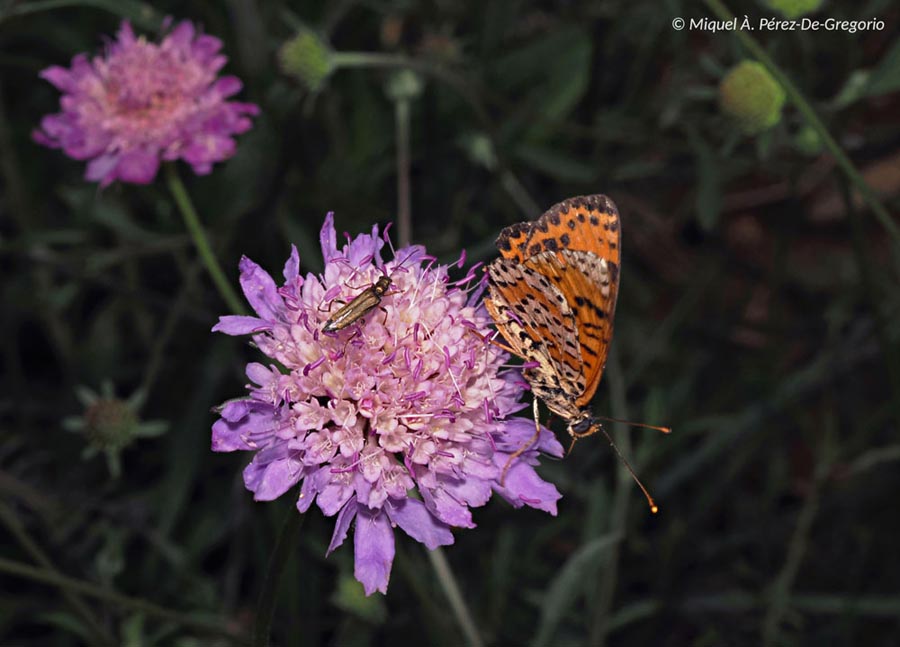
[592,415,671,435]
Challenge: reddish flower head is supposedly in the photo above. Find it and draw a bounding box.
[34,20,259,186]
[212,215,563,595]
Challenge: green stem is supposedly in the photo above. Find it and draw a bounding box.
[0,556,248,645]
[761,415,833,646]
[395,97,412,247]
[165,165,247,315]
[701,0,900,247]
[254,508,304,647]
[0,503,113,645]
[329,50,540,218]
[841,174,900,430]
[589,346,632,646]
[426,547,484,647]
[138,261,203,401]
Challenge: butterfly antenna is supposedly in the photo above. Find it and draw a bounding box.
[596,424,660,514]
[592,415,671,434]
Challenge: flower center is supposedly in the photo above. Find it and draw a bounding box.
[95,38,212,146]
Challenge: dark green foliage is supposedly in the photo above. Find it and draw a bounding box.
[2,1,900,645]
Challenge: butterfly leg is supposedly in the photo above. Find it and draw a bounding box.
[500,397,542,485]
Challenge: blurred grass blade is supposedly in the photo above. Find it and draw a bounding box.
[532,533,622,647]
[0,0,162,29]
[686,127,722,230]
[865,38,900,98]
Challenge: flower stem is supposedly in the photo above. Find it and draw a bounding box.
[701,0,900,247]
[395,95,412,248]
[589,346,631,646]
[0,502,113,645]
[165,164,247,315]
[426,547,484,647]
[254,508,304,647]
[0,556,248,644]
[761,412,834,646]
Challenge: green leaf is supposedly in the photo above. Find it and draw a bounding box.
[491,26,592,123]
[331,574,387,624]
[532,533,622,647]
[831,70,870,109]
[35,611,95,643]
[0,0,162,29]
[686,128,722,231]
[866,38,900,97]
[515,144,598,183]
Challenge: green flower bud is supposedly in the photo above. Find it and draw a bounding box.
[64,382,168,478]
[764,0,824,20]
[794,125,823,155]
[719,61,786,135]
[84,398,138,451]
[385,69,424,102]
[279,30,334,92]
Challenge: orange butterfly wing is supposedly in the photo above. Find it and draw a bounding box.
[524,249,618,408]
[490,195,621,408]
[485,258,583,421]
[495,195,620,268]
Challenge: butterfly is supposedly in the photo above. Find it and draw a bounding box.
[484,194,667,512]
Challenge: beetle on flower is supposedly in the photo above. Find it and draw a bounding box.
[212,214,563,595]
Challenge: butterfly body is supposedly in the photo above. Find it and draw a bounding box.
[322,275,393,333]
[484,194,621,442]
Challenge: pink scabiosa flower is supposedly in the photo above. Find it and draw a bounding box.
[33,20,259,186]
[212,214,563,595]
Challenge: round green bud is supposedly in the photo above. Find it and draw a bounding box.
[279,31,334,92]
[84,398,139,451]
[764,0,824,20]
[794,125,823,155]
[719,61,786,135]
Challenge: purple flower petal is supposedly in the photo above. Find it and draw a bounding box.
[297,474,318,513]
[85,154,119,186]
[238,256,285,320]
[113,149,160,184]
[242,445,304,501]
[319,212,338,264]
[212,417,255,452]
[421,485,475,529]
[211,315,272,335]
[493,458,562,515]
[354,507,394,595]
[327,497,358,555]
[283,245,301,282]
[39,65,75,91]
[386,498,454,549]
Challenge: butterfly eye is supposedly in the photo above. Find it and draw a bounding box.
[570,418,598,436]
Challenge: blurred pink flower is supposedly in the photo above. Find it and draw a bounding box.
[212,215,563,595]
[34,20,259,186]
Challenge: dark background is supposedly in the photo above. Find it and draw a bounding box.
[2,0,900,645]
